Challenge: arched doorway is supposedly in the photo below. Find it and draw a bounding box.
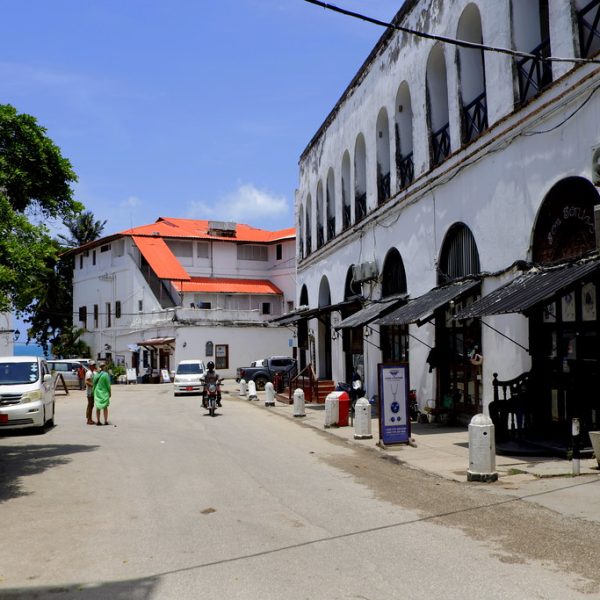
[343,266,363,381]
[530,177,600,442]
[298,285,309,370]
[436,223,482,415]
[380,248,408,362]
[318,276,332,379]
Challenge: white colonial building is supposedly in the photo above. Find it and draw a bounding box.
[294,0,600,453]
[68,218,296,379]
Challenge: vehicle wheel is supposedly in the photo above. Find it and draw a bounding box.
[47,401,55,427]
[254,377,268,391]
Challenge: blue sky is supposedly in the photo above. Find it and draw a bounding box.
[1,0,403,238]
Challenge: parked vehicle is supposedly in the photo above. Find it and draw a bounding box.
[47,359,88,389]
[237,356,297,391]
[0,356,55,432]
[173,359,206,396]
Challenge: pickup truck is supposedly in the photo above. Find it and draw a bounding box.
[237,356,297,391]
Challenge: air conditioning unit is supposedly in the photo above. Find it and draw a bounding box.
[352,261,378,283]
[592,144,600,186]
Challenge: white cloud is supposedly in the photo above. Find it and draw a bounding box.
[121,195,141,208]
[188,183,291,228]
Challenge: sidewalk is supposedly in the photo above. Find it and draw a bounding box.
[228,384,600,524]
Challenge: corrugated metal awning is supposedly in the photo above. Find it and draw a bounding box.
[455,258,600,319]
[137,337,176,350]
[377,279,480,326]
[336,294,407,329]
[174,277,282,295]
[132,236,190,281]
[270,298,362,326]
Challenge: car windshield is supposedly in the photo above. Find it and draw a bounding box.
[0,362,39,385]
[176,364,203,375]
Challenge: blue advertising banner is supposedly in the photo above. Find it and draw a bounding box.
[378,363,410,445]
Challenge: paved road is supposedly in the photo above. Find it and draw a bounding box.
[1,383,600,599]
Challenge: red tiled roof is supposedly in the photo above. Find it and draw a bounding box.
[132,236,190,281]
[121,218,295,243]
[174,277,283,295]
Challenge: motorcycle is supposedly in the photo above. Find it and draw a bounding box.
[202,375,223,417]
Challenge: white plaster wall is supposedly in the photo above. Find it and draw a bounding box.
[295,0,595,410]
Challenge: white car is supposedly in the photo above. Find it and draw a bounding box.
[173,360,206,396]
[0,356,56,432]
[47,359,88,389]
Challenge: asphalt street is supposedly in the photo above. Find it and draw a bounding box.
[1,382,599,599]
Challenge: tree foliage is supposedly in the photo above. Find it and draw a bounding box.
[58,210,107,248]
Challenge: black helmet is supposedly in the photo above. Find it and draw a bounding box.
[207,361,215,370]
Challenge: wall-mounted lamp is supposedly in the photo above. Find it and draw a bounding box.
[308,329,315,338]
[364,326,370,338]
[104,343,112,351]
[13,329,20,341]
[331,329,339,341]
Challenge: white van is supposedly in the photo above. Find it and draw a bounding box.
[0,356,55,432]
[173,359,206,396]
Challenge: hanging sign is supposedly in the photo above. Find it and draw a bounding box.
[378,363,410,445]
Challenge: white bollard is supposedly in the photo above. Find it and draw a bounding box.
[239,379,248,397]
[353,397,372,439]
[324,393,339,428]
[293,388,306,418]
[467,413,498,482]
[265,382,275,406]
[247,379,258,400]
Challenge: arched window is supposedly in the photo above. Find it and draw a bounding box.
[438,223,481,284]
[298,204,304,260]
[532,177,600,265]
[381,248,407,297]
[305,194,312,257]
[512,0,552,105]
[457,4,488,144]
[354,134,367,222]
[376,108,391,205]
[395,81,414,190]
[342,151,352,229]
[316,181,325,249]
[326,168,336,240]
[426,43,451,167]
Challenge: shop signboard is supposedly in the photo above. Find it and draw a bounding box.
[378,363,410,445]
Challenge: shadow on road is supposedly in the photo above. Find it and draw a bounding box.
[0,443,99,503]
[0,575,159,599]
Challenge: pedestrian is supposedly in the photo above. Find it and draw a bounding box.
[93,362,111,426]
[84,361,97,425]
[77,363,86,390]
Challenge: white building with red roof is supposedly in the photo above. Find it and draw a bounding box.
[67,218,296,379]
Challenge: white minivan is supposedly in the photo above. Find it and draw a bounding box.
[173,359,206,396]
[0,356,55,432]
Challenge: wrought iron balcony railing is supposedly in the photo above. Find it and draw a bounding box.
[397,152,414,189]
[342,204,351,230]
[377,171,391,205]
[431,122,451,167]
[355,192,367,222]
[578,0,600,58]
[462,91,488,144]
[516,38,552,105]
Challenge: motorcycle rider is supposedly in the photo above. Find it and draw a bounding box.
[203,361,222,407]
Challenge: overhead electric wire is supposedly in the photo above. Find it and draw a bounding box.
[304,0,600,65]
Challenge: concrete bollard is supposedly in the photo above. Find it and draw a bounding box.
[265,382,275,407]
[239,379,248,397]
[353,397,372,439]
[324,392,339,428]
[247,380,258,400]
[293,388,306,417]
[467,413,498,482]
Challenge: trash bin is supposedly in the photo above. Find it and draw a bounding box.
[337,392,350,427]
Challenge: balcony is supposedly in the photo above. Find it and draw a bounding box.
[431,123,451,167]
[175,307,268,324]
[578,0,600,58]
[377,171,391,205]
[355,192,367,223]
[516,38,552,106]
[397,152,414,189]
[462,91,488,144]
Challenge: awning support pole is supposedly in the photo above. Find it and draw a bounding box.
[480,319,530,353]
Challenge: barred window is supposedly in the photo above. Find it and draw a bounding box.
[237,245,268,261]
[115,301,122,319]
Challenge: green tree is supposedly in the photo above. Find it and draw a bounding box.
[58,210,107,248]
[0,104,81,314]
